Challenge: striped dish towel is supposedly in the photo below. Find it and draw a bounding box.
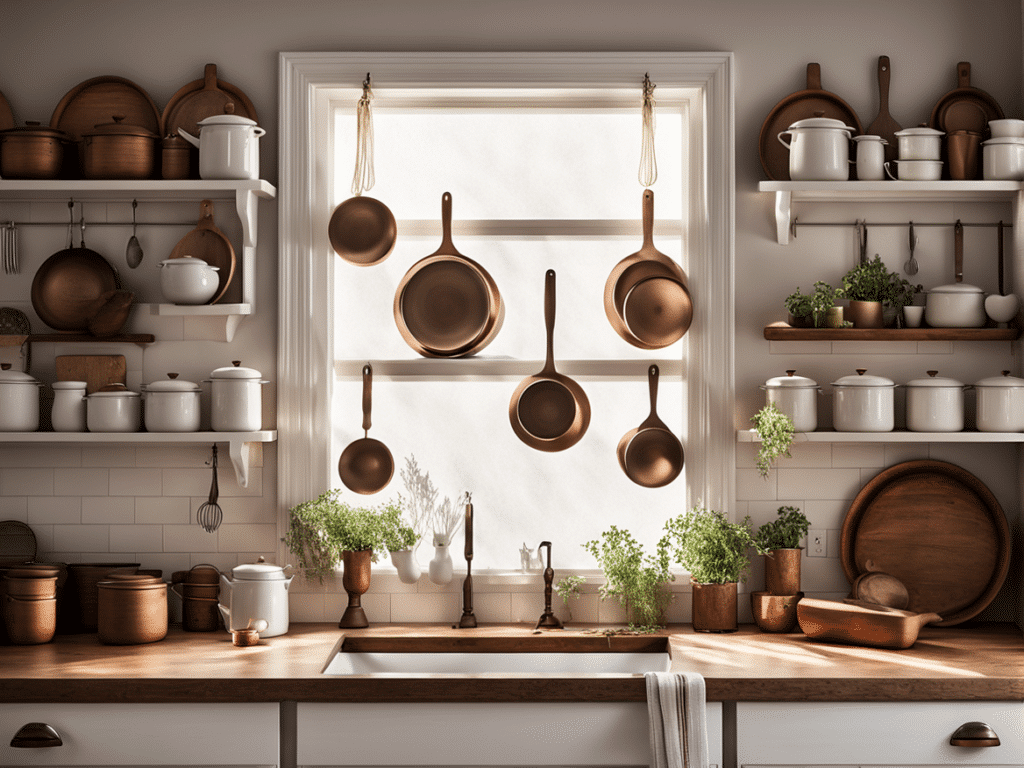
[645,671,709,768]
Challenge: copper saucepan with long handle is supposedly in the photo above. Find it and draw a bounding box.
[338,364,394,494]
[509,269,590,452]
[617,364,683,488]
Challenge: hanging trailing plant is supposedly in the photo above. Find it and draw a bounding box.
[750,403,795,479]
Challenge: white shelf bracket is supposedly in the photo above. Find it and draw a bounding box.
[227,438,255,488]
[774,190,792,245]
[235,188,259,248]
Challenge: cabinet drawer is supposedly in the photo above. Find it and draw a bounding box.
[737,702,1024,765]
[298,702,722,766]
[0,703,278,766]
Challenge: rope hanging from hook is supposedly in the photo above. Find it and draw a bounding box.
[351,73,376,197]
[639,73,657,187]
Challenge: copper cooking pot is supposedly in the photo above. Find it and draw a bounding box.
[81,115,157,179]
[0,122,70,179]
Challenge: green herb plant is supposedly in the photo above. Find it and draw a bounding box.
[554,574,586,621]
[662,506,760,585]
[583,526,673,632]
[753,505,811,551]
[750,403,795,478]
[808,281,844,327]
[841,254,919,310]
[784,288,814,320]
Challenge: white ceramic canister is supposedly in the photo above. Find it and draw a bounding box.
[974,371,1024,432]
[852,135,887,180]
[178,110,266,181]
[761,369,819,432]
[206,361,267,432]
[158,257,220,305]
[988,119,1024,138]
[0,364,41,432]
[51,380,87,432]
[218,557,293,637]
[884,159,943,181]
[142,373,201,433]
[777,116,854,181]
[904,371,966,432]
[893,126,944,160]
[831,369,896,432]
[86,384,141,433]
[925,283,987,328]
[982,137,1024,180]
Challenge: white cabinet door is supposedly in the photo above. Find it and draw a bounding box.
[298,702,722,767]
[737,701,1024,766]
[0,703,278,767]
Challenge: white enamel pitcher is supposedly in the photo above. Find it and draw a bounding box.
[218,557,293,637]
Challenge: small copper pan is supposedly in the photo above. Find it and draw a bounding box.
[509,269,590,452]
[604,190,692,349]
[394,192,503,358]
[338,364,394,495]
[617,364,683,488]
[328,195,397,266]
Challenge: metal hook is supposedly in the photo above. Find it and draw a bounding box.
[790,215,799,240]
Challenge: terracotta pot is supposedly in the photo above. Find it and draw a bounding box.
[846,300,884,329]
[339,550,372,629]
[691,581,737,632]
[765,548,802,596]
[751,591,803,633]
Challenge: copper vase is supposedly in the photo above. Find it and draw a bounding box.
[339,550,372,628]
[765,548,802,596]
[691,581,737,632]
[846,300,883,329]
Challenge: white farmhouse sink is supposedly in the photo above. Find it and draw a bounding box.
[322,650,671,676]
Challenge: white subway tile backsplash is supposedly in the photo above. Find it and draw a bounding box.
[216,524,278,553]
[163,524,218,553]
[136,446,209,468]
[82,446,136,468]
[831,340,918,355]
[110,524,163,553]
[832,442,886,468]
[55,468,110,497]
[784,442,832,467]
[53,524,109,553]
[473,592,512,623]
[27,496,80,525]
[135,496,191,525]
[736,467,777,501]
[777,468,862,500]
[0,446,81,468]
[82,496,134,524]
[4,468,54,496]
[109,468,163,496]
[216,495,276,525]
[289,591,326,623]
[801,499,852,530]
[0,496,27,520]
[391,592,459,623]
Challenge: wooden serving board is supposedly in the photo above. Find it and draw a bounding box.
[55,354,126,394]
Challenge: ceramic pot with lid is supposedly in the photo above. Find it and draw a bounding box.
[926,283,987,328]
[178,106,266,180]
[852,135,887,180]
[51,380,87,432]
[831,369,895,432]
[761,370,819,432]
[142,373,201,433]
[904,371,967,432]
[0,364,42,432]
[893,126,944,160]
[777,115,855,181]
[218,557,292,637]
[0,122,70,179]
[982,137,1024,180]
[974,371,1024,432]
[158,256,220,305]
[989,119,1024,138]
[206,361,267,432]
[81,116,158,179]
[86,383,141,433]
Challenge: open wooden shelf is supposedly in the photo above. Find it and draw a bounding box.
[738,428,1024,444]
[764,321,1020,342]
[0,333,155,346]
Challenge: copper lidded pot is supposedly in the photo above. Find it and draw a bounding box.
[0,122,70,179]
[81,115,158,179]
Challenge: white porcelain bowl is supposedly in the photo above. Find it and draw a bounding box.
[884,159,943,181]
[158,257,220,305]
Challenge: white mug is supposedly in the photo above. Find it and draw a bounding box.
[854,135,886,181]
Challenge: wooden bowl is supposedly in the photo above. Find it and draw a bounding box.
[751,591,804,633]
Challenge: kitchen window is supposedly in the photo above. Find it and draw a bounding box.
[279,53,735,571]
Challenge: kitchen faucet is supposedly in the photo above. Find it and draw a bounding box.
[457,493,477,628]
[535,541,563,629]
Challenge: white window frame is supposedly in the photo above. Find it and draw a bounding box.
[277,52,735,536]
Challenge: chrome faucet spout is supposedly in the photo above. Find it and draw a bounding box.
[535,541,563,629]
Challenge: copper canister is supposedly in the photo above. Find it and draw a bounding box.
[0,122,69,179]
[161,135,192,180]
[97,576,167,644]
[81,116,157,179]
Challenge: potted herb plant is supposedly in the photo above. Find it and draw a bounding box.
[753,505,810,596]
[750,403,795,479]
[583,525,673,632]
[784,287,815,328]
[663,506,759,632]
[841,254,919,328]
[381,499,421,584]
[808,280,845,328]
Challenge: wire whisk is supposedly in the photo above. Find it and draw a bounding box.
[197,445,223,533]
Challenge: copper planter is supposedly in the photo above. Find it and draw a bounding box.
[691,581,737,633]
[765,548,802,596]
[339,549,372,628]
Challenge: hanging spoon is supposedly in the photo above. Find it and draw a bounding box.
[126,199,143,269]
[904,221,919,275]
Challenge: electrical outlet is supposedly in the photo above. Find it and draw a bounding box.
[807,529,826,557]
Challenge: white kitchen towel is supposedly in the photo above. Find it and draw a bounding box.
[645,671,709,768]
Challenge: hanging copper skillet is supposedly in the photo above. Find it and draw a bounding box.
[329,195,397,266]
[394,192,503,357]
[617,365,683,488]
[338,364,394,494]
[510,269,590,452]
[604,189,692,349]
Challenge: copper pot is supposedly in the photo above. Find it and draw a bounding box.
[765,548,802,596]
[0,122,69,179]
[81,116,157,179]
[97,577,167,645]
[691,581,737,632]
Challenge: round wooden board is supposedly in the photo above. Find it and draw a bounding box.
[0,89,14,131]
[840,460,1010,626]
[160,63,259,138]
[50,76,160,142]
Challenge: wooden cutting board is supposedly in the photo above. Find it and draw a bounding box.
[55,355,126,394]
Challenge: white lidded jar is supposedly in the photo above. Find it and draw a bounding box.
[777,115,855,181]
[178,107,266,181]
[831,369,896,432]
[761,369,819,432]
[51,380,87,432]
[893,125,944,160]
[207,361,267,432]
[158,256,220,305]
[86,383,141,433]
[852,135,887,180]
[0,363,42,432]
[904,371,966,433]
[142,373,201,433]
[974,371,1024,432]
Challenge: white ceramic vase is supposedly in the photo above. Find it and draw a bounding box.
[390,549,422,584]
[428,543,454,585]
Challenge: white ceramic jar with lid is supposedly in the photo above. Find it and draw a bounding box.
[142,373,201,432]
[761,369,819,432]
[831,369,896,432]
[777,115,855,181]
[178,106,266,180]
[925,283,987,328]
[852,135,887,180]
[0,363,41,432]
[158,256,220,305]
[974,371,1024,432]
[51,380,87,432]
[982,137,1024,180]
[893,125,944,160]
[904,371,966,432]
[218,556,293,637]
[86,383,141,432]
[206,361,267,432]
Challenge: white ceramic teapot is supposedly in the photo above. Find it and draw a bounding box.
[218,557,293,637]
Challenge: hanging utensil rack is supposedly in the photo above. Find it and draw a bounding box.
[789,218,1010,239]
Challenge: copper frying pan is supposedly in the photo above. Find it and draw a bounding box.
[509,269,590,452]
[394,192,503,358]
[929,62,1004,134]
[329,196,397,266]
[338,364,394,494]
[617,365,683,488]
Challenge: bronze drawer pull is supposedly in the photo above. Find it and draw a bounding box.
[10,722,63,748]
[950,721,1000,747]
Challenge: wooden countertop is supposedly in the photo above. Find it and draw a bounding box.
[2,622,1023,703]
